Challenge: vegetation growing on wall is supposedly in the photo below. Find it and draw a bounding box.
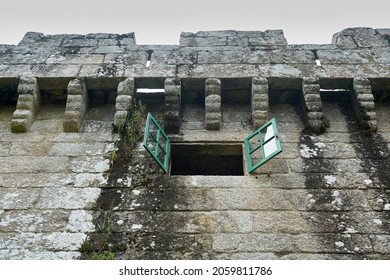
[79,102,145,260]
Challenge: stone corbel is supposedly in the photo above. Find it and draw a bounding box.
[11,76,41,133]
[302,77,324,134]
[205,78,221,130]
[353,78,377,132]
[164,77,181,134]
[251,77,269,129]
[63,78,89,132]
[114,77,135,128]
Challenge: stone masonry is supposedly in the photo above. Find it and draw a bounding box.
[0,27,390,259]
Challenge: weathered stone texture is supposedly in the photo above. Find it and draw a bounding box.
[180,30,288,47]
[0,99,112,259]
[1,27,390,260]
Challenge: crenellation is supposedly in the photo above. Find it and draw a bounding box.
[332,27,390,48]
[180,30,288,48]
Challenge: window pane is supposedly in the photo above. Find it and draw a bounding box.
[244,118,282,173]
[143,113,170,173]
[263,124,277,157]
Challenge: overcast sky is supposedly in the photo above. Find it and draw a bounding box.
[1,0,389,45]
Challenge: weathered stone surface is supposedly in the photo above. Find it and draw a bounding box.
[294,234,373,253]
[0,188,41,210]
[0,156,69,173]
[0,250,80,260]
[253,211,337,234]
[213,233,294,252]
[36,187,101,209]
[332,27,389,48]
[371,235,390,254]
[0,232,87,251]
[68,156,110,173]
[48,142,107,156]
[1,28,390,260]
[180,30,288,47]
[0,210,69,232]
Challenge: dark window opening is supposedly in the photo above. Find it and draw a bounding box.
[319,78,353,91]
[268,78,302,106]
[0,79,18,122]
[181,78,206,130]
[0,81,18,106]
[135,78,165,116]
[38,77,71,106]
[221,78,251,129]
[87,89,117,105]
[371,78,390,102]
[170,144,244,176]
[83,78,120,125]
[319,78,353,103]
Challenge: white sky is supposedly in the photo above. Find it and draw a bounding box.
[1,0,389,45]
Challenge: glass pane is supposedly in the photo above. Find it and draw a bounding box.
[263,124,277,157]
[264,138,278,157]
[264,124,275,141]
[244,118,282,173]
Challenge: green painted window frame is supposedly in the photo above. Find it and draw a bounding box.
[143,113,170,173]
[244,118,282,173]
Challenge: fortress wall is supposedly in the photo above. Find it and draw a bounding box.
[0,28,389,259]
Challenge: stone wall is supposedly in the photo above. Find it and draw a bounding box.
[0,27,389,259]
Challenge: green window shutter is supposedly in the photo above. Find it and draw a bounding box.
[244,118,282,173]
[143,113,170,173]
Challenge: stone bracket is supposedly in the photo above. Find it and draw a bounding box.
[205,78,221,130]
[63,78,89,132]
[114,77,135,128]
[164,77,181,134]
[251,77,269,129]
[353,78,377,132]
[302,77,324,134]
[11,76,41,133]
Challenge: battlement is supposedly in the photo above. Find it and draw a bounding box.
[0,28,389,80]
